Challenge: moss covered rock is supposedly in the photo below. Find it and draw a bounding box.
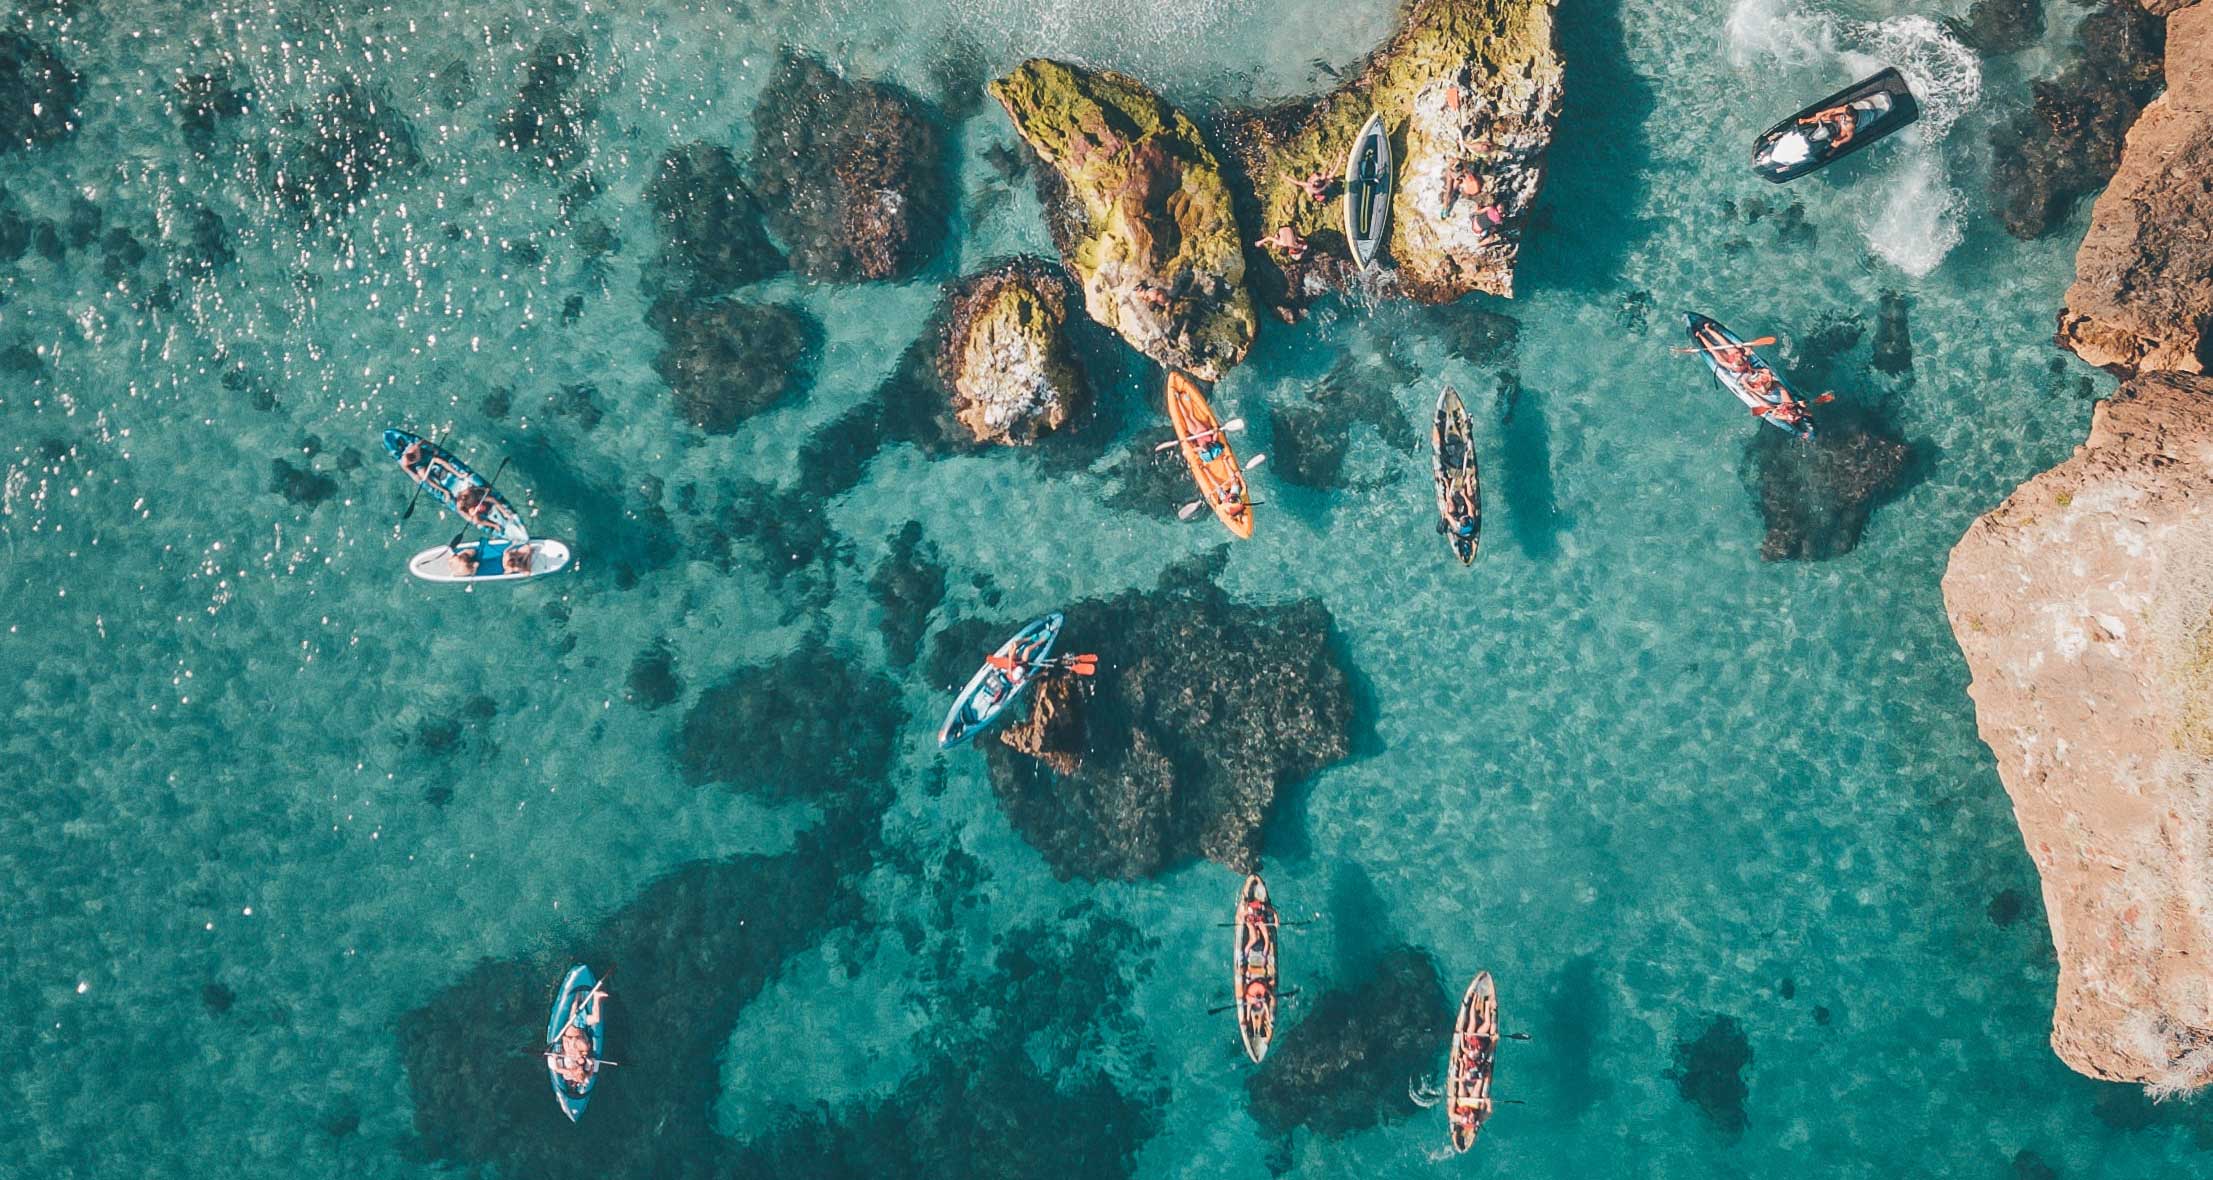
[939,257,1090,445]
[988,59,1256,381]
[1224,0,1563,309]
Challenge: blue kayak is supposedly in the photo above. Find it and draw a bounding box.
[938,613,1064,749]
[382,429,529,542]
[1683,314,1817,441]
[545,964,604,1123]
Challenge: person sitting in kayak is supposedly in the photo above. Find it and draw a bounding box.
[502,544,534,575]
[1254,225,1308,260]
[1798,102,1858,148]
[1294,170,1335,202]
[550,987,604,1091]
[454,483,497,528]
[401,440,433,481]
[446,548,479,577]
[1190,426,1227,463]
[1220,475,1248,508]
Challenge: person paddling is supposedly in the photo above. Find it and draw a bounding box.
[549,985,604,1091]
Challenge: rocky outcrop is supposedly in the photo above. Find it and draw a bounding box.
[2059,2,2213,375]
[1942,373,2213,1093]
[987,59,1256,382]
[1246,946,1452,1136]
[1,33,77,154]
[261,82,420,223]
[1746,406,1912,562]
[750,51,948,281]
[643,142,786,302]
[1223,0,1563,310]
[1987,0,2166,240]
[497,34,592,172]
[975,562,1355,880]
[938,258,1090,445]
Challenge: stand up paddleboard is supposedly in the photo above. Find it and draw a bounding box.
[1343,112,1393,268]
[383,429,529,542]
[939,613,1064,749]
[1233,874,1279,1064]
[545,964,604,1123]
[408,538,572,584]
[1750,67,1918,183]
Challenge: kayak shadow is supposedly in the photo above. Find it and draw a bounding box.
[1494,372,1564,562]
[1324,860,1398,986]
[1530,953,1611,1123]
[1516,0,1660,294]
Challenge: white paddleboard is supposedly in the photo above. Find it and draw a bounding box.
[408,538,572,584]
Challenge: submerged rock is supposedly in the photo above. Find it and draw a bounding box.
[997,673,1086,776]
[1943,373,2213,1093]
[262,81,421,222]
[1668,1015,1753,1136]
[173,70,251,154]
[643,142,786,301]
[2059,2,2213,375]
[677,650,898,804]
[625,642,683,710]
[938,257,1090,445]
[498,34,592,171]
[750,51,948,281]
[1745,405,1911,561]
[0,32,79,155]
[1223,0,1563,310]
[1987,0,2165,239]
[1951,0,2045,54]
[648,297,819,434]
[869,521,948,668]
[1246,946,1452,1136]
[988,59,1256,381]
[980,565,1355,879]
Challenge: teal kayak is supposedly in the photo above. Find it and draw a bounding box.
[383,429,529,542]
[545,964,604,1122]
[938,613,1063,749]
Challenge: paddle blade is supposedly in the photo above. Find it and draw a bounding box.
[1814,392,1836,404]
[1178,500,1205,520]
[1220,417,1246,433]
[1154,438,1182,452]
[1242,452,1267,472]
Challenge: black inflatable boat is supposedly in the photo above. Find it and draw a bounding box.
[1750,67,1918,183]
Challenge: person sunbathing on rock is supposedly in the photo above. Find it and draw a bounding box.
[1294,171,1335,202]
[1254,225,1308,260]
[1440,163,1485,218]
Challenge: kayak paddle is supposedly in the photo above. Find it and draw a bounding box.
[399,427,446,522]
[1672,335,1776,355]
[1153,417,1246,452]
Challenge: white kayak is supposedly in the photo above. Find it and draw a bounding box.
[408,538,572,584]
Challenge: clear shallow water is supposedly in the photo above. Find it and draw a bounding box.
[6,0,2204,1176]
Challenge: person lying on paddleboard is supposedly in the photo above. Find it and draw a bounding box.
[549,987,604,1091]
[503,544,534,575]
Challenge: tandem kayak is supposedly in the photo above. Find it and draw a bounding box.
[545,964,605,1123]
[939,613,1064,749]
[1343,112,1393,269]
[1233,874,1279,1064]
[383,429,529,543]
[1165,371,1254,539]
[1750,67,1918,184]
[1682,313,1817,440]
[1447,971,1498,1153]
[408,538,572,584]
[1432,386,1480,565]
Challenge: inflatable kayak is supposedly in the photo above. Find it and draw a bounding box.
[545,964,605,1123]
[1751,67,1918,183]
[1165,372,1254,539]
[1447,971,1497,1153]
[1233,874,1279,1064]
[1683,313,1817,440]
[1343,112,1393,268]
[382,429,528,542]
[1432,386,1480,565]
[408,538,572,584]
[939,613,1064,749]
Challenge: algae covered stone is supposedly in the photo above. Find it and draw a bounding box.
[987,59,1256,382]
[939,257,1090,445]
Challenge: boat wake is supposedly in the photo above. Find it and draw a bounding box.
[1724,0,1983,276]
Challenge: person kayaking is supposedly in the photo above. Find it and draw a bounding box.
[1294,170,1335,202]
[454,482,497,528]
[1220,474,1248,508]
[502,543,534,575]
[1241,977,1273,1018]
[1240,899,1274,960]
[549,985,604,1091]
[401,440,433,481]
[446,548,479,577]
[1191,425,1227,463]
[1254,225,1308,260]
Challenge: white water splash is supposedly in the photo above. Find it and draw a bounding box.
[1724,0,1983,276]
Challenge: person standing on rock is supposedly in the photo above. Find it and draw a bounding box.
[1255,225,1309,260]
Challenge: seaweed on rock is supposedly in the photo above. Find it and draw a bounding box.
[678,649,898,804]
[749,51,949,282]
[648,296,819,434]
[1245,945,1452,1136]
[1987,0,2165,239]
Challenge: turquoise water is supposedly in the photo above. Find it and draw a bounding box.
[8,0,2207,1175]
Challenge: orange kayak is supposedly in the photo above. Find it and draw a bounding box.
[1447,971,1498,1152]
[1165,371,1254,539]
[1233,874,1278,1063]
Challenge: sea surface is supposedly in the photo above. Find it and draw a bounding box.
[7,0,2203,1176]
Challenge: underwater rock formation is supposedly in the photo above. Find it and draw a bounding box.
[0,32,78,155]
[1245,946,1452,1136]
[980,564,1355,879]
[997,674,1086,776]
[2059,2,2213,375]
[648,297,819,434]
[1668,1015,1752,1136]
[625,642,683,710]
[1222,0,1564,311]
[1266,353,1423,491]
[1952,0,2045,53]
[1987,0,2166,239]
[1745,406,1911,561]
[939,257,1090,445]
[750,51,948,281]
[678,650,898,805]
[988,59,1256,381]
[261,81,421,222]
[498,34,592,172]
[643,142,786,301]
[869,521,948,667]
[1943,373,2213,1092]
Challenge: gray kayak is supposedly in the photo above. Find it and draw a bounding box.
[1343,112,1393,269]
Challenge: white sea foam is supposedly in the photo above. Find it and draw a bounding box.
[1725,0,1983,276]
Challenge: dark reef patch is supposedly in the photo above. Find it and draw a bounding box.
[678,650,898,804]
[1742,400,1911,562]
[1951,0,2043,55]
[695,477,851,618]
[869,521,947,668]
[1668,1014,1752,1137]
[1987,888,2026,928]
[1264,353,1421,492]
[1267,402,1349,490]
[1246,945,1451,1137]
[261,81,421,223]
[978,562,1355,879]
[625,642,683,710]
[269,457,339,505]
[1871,289,1913,377]
[649,297,819,434]
[0,32,79,155]
[748,51,949,282]
[172,69,251,155]
[642,141,785,302]
[1987,1,2164,240]
[499,34,592,172]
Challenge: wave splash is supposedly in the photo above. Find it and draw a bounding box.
[1724,0,1983,276]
